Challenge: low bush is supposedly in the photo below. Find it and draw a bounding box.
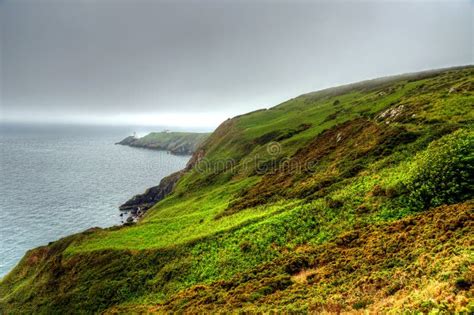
[404,129,473,210]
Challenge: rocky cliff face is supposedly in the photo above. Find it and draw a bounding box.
[120,170,183,221]
[119,139,209,222]
[3,66,472,314]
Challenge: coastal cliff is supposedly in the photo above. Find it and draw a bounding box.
[120,171,183,221]
[116,131,209,155]
[1,66,473,314]
[119,144,208,221]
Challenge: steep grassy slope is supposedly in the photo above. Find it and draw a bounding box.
[1,66,473,314]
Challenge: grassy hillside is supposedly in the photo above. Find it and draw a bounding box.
[117,131,210,155]
[1,66,473,313]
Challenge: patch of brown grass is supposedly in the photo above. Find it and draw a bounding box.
[157,201,473,313]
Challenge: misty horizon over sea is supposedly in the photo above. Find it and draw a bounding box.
[0,123,191,277]
[0,121,214,135]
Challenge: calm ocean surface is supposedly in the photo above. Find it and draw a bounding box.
[0,123,190,277]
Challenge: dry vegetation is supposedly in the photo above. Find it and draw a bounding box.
[1,66,473,314]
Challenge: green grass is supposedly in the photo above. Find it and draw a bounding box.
[136,131,209,146]
[66,176,292,253]
[1,66,473,314]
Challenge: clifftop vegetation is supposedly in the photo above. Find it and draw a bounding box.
[1,66,473,313]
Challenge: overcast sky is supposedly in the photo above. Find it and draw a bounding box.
[0,0,472,129]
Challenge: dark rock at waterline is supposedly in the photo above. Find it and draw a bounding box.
[119,170,183,215]
[119,139,207,223]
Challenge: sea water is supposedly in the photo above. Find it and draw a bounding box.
[0,123,190,277]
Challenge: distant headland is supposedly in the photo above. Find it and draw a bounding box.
[116,131,210,155]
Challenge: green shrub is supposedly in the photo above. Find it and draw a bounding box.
[404,129,473,210]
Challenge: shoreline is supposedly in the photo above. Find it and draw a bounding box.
[115,141,193,156]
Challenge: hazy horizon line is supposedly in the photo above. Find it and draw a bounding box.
[2,63,472,130]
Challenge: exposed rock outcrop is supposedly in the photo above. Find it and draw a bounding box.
[120,170,183,217]
[120,140,209,221]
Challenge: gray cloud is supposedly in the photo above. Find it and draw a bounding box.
[1,0,472,128]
